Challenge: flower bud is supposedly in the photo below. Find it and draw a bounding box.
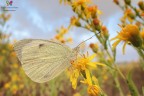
[93,18,101,31]
[67,38,73,42]
[87,85,100,96]
[128,13,135,19]
[124,0,131,5]
[93,18,99,26]
[141,12,144,17]
[90,43,98,53]
[138,1,144,11]
[87,5,97,18]
[113,0,119,5]
[70,16,81,27]
[140,31,144,42]
[101,26,109,39]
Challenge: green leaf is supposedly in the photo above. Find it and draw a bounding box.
[126,71,139,96]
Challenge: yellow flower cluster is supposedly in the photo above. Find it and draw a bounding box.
[62,0,102,32]
[71,0,91,13]
[81,69,101,96]
[67,53,104,95]
[4,72,24,95]
[114,0,144,28]
[0,13,11,22]
[55,26,72,43]
[121,8,135,23]
[138,1,144,18]
[70,16,81,27]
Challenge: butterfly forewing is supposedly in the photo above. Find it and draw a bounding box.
[14,39,72,83]
[13,39,33,61]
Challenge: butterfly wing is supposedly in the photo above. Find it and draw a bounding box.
[13,39,33,61]
[14,39,72,83]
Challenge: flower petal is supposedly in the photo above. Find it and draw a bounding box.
[85,69,92,85]
[88,54,96,61]
[112,39,121,49]
[122,41,128,54]
[110,36,118,41]
[87,62,97,68]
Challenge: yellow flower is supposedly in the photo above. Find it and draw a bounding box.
[8,44,13,49]
[111,24,142,54]
[19,84,24,89]
[72,54,104,70]
[82,5,101,19]
[87,85,100,96]
[72,0,91,11]
[10,52,16,57]
[4,82,11,89]
[121,9,135,23]
[55,26,71,43]
[80,69,92,85]
[11,84,18,94]
[12,63,19,69]
[70,16,81,26]
[73,93,81,96]
[2,49,6,54]
[81,69,101,96]
[86,5,97,18]
[12,74,20,82]
[55,35,61,40]
[67,67,79,89]
[68,53,104,89]
[66,38,73,43]
[74,0,88,5]
[0,13,11,22]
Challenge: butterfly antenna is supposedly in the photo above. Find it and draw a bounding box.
[77,34,96,47]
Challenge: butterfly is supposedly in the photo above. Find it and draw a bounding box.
[14,39,79,83]
[13,35,94,83]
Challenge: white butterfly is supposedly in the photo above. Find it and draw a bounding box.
[14,39,79,83]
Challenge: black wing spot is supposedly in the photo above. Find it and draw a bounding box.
[39,44,45,48]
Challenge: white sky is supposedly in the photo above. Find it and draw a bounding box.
[0,0,139,62]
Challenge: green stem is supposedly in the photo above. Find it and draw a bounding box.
[129,5,144,22]
[136,48,144,60]
[114,77,124,96]
[114,64,126,80]
[105,49,113,60]
[110,70,124,96]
